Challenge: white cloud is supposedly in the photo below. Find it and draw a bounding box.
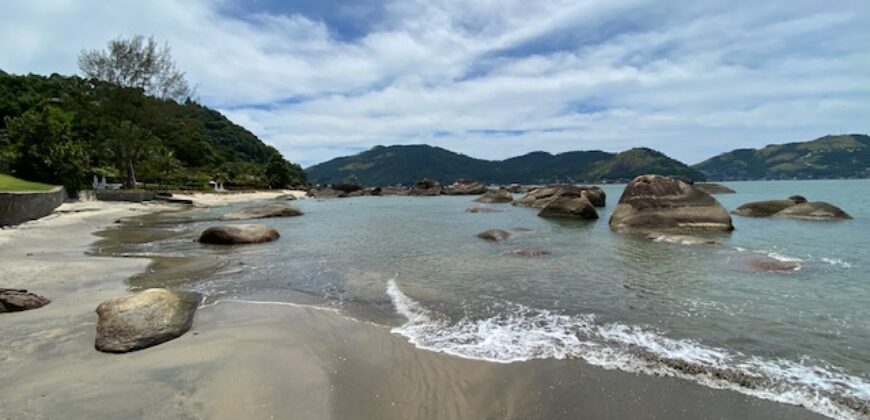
[1,0,868,166]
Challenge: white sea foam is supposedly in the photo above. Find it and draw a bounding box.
[822,258,853,269]
[766,252,804,263]
[386,279,870,420]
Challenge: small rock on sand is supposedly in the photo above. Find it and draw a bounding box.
[95,288,200,353]
[0,288,51,313]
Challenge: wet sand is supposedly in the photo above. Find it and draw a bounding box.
[0,200,825,420]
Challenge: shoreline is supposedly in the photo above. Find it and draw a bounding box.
[0,198,827,419]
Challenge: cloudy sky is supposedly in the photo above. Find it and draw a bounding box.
[2,0,868,167]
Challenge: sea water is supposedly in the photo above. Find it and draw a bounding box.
[101,180,870,419]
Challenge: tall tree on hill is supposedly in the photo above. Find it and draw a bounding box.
[78,35,192,187]
[78,35,194,102]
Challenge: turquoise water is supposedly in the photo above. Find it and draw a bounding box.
[103,180,870,419]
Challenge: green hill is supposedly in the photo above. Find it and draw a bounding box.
[694,134,870,180]
[305,145,705,186]
[0,70,304,191]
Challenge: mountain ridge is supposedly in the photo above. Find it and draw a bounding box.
[306,144,706,185]
[693,134,870,180]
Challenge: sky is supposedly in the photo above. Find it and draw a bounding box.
[1,0,869,167]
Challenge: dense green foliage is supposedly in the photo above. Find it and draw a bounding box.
[0,173,54,191]
[305,144,706,186]
[694,134,870,180]
[0,70,305,192]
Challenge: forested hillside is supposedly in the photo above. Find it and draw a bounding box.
[694,134,870,180]
[0,70,304,192]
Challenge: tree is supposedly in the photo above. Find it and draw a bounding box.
[4,105,89,192]
[264,152,305,188]
[140,145,182,188]
[78,35,194,101]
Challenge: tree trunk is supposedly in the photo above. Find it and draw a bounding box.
[126,160,137,189]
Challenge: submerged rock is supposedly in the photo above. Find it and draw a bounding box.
[466,207,504,213]
[95,288,200,353]
[409,178,442,196]
[222,203,303,220]
[274,194,298,201]
[477,229,512,242]
[538,196,598,219]
[647,232,720,246]
[773,202,852,220]
[444,179,487,195]
[694,183,736,194]
[742,255,801,273]
[508,248,552,257]
[474,189,513,203]
[609,175,733,233]
[199,224,280,245]
[0,288,50,313]
[732,197,805,217]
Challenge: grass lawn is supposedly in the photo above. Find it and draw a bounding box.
[0,173,56,192]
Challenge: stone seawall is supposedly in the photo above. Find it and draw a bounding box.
[0,186,66,227]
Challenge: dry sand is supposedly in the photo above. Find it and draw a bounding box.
[0,198,824,420]
[170,190,306,207]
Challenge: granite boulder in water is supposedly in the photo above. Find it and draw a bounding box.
[732,196,806,217]
[477,229,512,242]
[538,196,598,219]
[199,224,280,244]
[772,202,852,220]
[95,288,200,353]
[609,175,733,232]
[409,178,442,196]
[694,183,736,194]
[474,189,513,203]
[514,185,605,208]
[222,203,303,220]
[444,178,487,195]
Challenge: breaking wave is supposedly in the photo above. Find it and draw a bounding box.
[386,279,870,420]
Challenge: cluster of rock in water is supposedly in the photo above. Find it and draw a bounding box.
[3,174,853,354]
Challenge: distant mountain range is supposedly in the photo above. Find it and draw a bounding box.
[305,134,869,186]
[693,134,870,180]
[306,145,705,185]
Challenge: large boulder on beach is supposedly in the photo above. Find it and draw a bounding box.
[609,175,733,233]
[477,229,512,242]
[538,196,598,219]
[444,179,487,195]
[95,288,200,353]
[474,189,513,203]
[222,203,303,220]
[773,202,852,220]
[732,196,806,217]
[694,183,736,194]
[0,288,50,313]
[514,185,606,208]
[409,178,442,196]
[198,224,280,245]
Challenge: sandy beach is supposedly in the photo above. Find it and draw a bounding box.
[0,197,825,420]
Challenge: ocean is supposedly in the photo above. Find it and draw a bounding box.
[101,180,870,419]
